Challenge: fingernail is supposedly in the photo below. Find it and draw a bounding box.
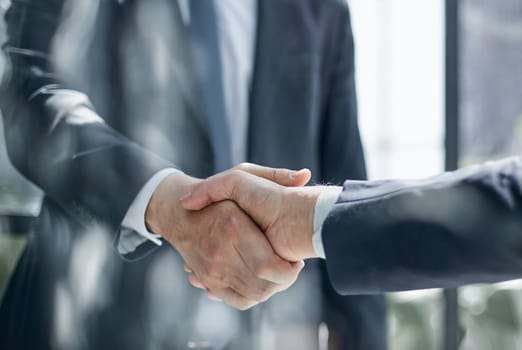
[207,295,222,302]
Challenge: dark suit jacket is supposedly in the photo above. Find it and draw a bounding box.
[323,157,522,295]
[0,0,386,349]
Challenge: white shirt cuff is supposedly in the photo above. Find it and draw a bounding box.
[118,168,180,255]
[312,186,343,259]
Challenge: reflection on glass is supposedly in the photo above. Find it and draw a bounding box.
[0,4,42,300]
[459,1,522,349]
[0,6,43,217]
[0,118,43,217]
[460,0,522,164]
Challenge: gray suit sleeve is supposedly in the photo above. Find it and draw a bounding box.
[322,157,522,295]
[1,1,173,248]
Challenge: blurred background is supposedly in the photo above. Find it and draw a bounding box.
[349,0,522,349]
[0,0,521,349]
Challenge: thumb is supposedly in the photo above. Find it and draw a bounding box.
[234,163,311,187]
[180,170,246,210]
[181,165,311,211]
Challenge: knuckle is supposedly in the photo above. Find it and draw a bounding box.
[201,270,225,290]
[273,168,288,181]
[253,261,272,279]
[259,281,271,294]
[218,200,239,214]
[203,262,230,285]
[258,285,275,302]
[226,275,261,302]
[200,262,222,282]
[205,265,221,280]
[211,274,227,287]
[237,301,251,311]
[254,283,273,302]
[242,300,258,311]
[204,240,223,262]
[222,217,237,235]
[228,169,243,184]
[215,216,239,240]
[235,162,250,171]
[198,263,213,281]
[243,286,263,302]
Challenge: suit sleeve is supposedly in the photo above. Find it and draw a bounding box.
[323,157,522,295]
[1,1,173,248]
[318,4,387,350]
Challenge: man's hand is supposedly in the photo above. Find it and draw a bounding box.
[180,164,324,263]
[145,166,310,310]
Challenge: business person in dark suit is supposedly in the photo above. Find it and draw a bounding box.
[0,0,386,349]
[182,158,522,298]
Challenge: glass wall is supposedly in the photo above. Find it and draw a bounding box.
[348,0,444,180]
[5,0,521,348]
[459,1,522,349]
[347,0,445,349]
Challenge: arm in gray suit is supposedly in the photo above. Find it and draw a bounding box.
[322,156,522,295]
[181,158,522,297]
[1,0,303,309]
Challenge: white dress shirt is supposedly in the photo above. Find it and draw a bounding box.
[119,0,340,259]
[312,186,343,259]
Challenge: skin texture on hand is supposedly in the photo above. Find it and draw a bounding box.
[180,164,323,262]
[145,167,309,310]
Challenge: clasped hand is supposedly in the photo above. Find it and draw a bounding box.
[146,163,322,310]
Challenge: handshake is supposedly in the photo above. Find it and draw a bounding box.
[145,163,325,310]
[143,157,522,307]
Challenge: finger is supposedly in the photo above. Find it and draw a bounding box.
[232,211,305,286]
[234,163,311,187]
[222,210,290,298]
[267,264,305,295]
[181,170,280,216]
[204,261,305,302]
[185,235,277,301]
[183,208,301,302]
[180,171,237,210]
[208,288,259,311]
[191,203,285,302]
[218,236,280,301]
[254,254,306,286]
[201,255,275,302]
[184,264,193,273]
[180,166,309,211]
[188,273,206,290]
[225,261,281,302]
[206,291,222,302]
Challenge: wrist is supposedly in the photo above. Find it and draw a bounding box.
[145,172,200,238]
[285,187,322,259]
